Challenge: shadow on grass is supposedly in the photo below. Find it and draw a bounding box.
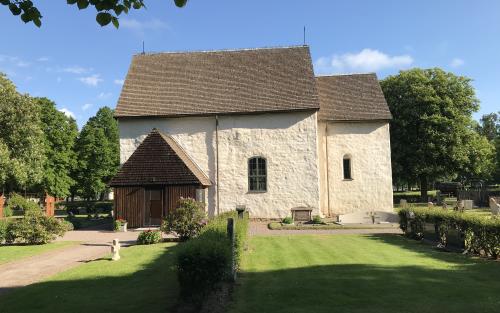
[229,235,500,313]
[0,244,181,313]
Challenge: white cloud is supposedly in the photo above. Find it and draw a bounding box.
[114,79,124,85]
[120,18,169,33]
[97,92,112,99]
[450,58,464,68]
[0,55,30,67]
[56,77,62,83]
[59,108,75,119]
[37,57,49,62]
[62,66,92,74]
[79,74,103,87]
[315,48,414,74]
[82,103,93,111]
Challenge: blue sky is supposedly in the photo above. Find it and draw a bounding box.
[1,0,499,128]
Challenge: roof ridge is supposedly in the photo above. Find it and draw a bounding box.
[316,73,377,78]
[134,45,309,57]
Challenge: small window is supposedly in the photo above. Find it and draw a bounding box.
[343,156,352,180]
[248,157,267,192]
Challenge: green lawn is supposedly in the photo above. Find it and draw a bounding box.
[0,243,179,313]
[0,241,77,265]
[229,235,500,313]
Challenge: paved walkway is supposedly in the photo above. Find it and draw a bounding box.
[249,221,403,236]
[0,227,143,296]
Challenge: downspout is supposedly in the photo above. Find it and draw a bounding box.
[215,115,220,215]
[325,122,331,217]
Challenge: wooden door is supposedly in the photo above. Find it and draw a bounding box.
[145,188,163,226]
[164,185,197,215]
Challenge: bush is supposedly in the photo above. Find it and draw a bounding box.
[312,215,322,224]
[398,207,500,258]
[137,229,162,245]
[282,216,293,224]
[6,209,71,245]
[161,198,206,240]
[6,193,40,213]
[0,219,9,243]
[3,206,13,217]
[177,211,249,300]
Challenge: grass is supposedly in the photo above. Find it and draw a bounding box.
[394,190,437,196]
[229,234,500,313]
[0,241,78,265]
[0,242,180,313]
[268,222,399,230]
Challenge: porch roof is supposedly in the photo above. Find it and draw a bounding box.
[110,129,211,187]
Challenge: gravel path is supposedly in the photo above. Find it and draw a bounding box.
[0,227,143,296]
[249,221,403,236]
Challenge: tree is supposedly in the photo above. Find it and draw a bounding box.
[36,97,79,198]
[1,0,188,28]
[73,106,119,200]
[381,68,495,201]
[477,112,500,182]
[0,73,45,193]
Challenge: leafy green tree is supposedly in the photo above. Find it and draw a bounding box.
[73,106,119,200]
[0,73,45,192]
[381,68,495,201]
[477,112,500,182]
[36,97,78,198]
[1,0,188,28]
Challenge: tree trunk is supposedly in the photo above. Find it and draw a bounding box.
[420,175,428,202]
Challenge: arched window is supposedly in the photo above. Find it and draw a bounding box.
[248,157,267,192]
[343,155,352,180]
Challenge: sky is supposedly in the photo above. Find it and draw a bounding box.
[1,0,499,128]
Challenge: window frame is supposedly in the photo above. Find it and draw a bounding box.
[248,156,267,193]
[343,155,352,180]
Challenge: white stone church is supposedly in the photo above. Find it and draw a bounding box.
[110,45,393,227]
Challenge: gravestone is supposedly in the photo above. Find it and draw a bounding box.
[427,202,434,208]
[400,199,408,208]
[464,200,473,210]
[111,239,121,261]
[489,197,500,215]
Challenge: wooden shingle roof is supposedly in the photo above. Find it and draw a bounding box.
[115,46,320,118]
[316,73,392,121]
[110,129,211,187]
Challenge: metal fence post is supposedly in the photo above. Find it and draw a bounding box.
[227,217,236,281]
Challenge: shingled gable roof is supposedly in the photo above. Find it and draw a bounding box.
[110,129,211,187]
[115,46,320,118]
[316,73,392,121]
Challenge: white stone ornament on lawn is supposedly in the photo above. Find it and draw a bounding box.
[111,239,121,261]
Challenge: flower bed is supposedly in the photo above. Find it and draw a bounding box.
[398,207,500,258]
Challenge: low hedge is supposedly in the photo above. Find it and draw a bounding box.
[0,219,9,243]
[137,229,162,245]
[176,211,249,300]
[398,207,500,258]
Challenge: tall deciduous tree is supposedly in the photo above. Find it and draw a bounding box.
[381,68,495,201]
[477,112,500,182]
[73,106,119,200]
[36,97,79,198]
[0,73,45,192]
[1,0,187,28]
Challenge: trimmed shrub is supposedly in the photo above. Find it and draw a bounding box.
[177,211,249,300]
[161,198,206,240]
[312,215,322,224]
[3,205,13,217]
[282,216,293,224]
[398,207,500,258]
[0,219,8,243]
[137,229,162,245]
[6,210,71,245]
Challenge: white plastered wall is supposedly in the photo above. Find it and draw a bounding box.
[319,121,393,216]
[118,111,321,218]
